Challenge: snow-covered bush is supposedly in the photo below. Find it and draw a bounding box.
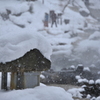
[83,67,90,72]
[69,65,75,70]
[77,78,89,86]
[80,79,100,98]
[67,88,83,99]
[75,75,81,80]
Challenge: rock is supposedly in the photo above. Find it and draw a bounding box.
[79,8,90,17]
[79,10,89,17]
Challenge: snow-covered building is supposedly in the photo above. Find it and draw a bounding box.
[0,48,51,90]
[0,29,52,90]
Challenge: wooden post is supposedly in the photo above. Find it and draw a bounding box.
[16,72,24,89]
[10,72,24,90]
[10,72,16,90]
[1,72,7,90]
[37,74,40,86]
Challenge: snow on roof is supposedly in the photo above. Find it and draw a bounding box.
[70,65,75,69]
[77,64,83,67]
[0,30,52,63]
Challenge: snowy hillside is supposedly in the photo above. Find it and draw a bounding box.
[0,0,100,100]
[0,0,100,70]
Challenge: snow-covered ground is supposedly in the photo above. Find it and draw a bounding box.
[0,84,74,100]
[0,72,81,100]
[0,0,100,100]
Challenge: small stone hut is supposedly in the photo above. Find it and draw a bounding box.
[0,48,51,90]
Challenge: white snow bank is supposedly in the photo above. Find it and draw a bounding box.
[89,31,100,40]
[0,86,73,100]
[67,88,83,98]
[0,1,31,20]
[79,7,90,14]
[6,2,29,15]
[96,96,100,100]
[0,30,52,63]
[75,39,100,53]
[89,0,100,9]
[63,7,85,30]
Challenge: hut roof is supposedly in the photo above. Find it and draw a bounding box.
[0,49,51,72]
